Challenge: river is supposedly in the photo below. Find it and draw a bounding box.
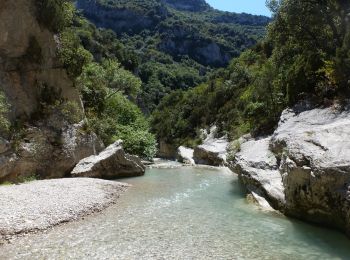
[1,167,350,259]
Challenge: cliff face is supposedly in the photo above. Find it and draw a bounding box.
[158,29,233,67]
[0,0,102,182]
[0,0,81,120]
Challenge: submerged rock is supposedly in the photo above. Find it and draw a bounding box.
[230,103,350,236]
[71,141,145,179]
[177,146,195,165]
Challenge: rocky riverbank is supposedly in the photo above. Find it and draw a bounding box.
[0,178,129,243]
[229,102,350,237]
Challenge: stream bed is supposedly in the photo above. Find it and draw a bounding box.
[1,167,350,259]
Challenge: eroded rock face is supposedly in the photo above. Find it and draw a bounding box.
[230,103,350,236]
[0,0,82,121]
[177,146,195,165]
[0,0,104,183]
[193,126,228,166]
[71,141,145,179]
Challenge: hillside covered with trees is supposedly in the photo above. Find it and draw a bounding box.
[76,0,270,112]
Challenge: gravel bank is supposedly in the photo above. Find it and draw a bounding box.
[0,178,129,242]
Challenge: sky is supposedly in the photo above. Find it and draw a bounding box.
[205,0,271,16]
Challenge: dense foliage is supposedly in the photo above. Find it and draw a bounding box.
[152,0,350,147]
[76,58,157,159]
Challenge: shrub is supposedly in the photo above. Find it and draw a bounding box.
[113,125,157,160]
[58,30,93,78]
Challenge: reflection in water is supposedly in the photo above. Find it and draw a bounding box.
[1,167,350,260]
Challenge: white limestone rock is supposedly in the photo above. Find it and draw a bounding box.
[177,146,195,165]
[71,140,145,179]
[194,126,229,166]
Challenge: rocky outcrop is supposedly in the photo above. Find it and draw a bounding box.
[177,146,195,165]
[158,37,232,67]
[71,141,145,179]
[229,103,350,236]
[193,126,229,166]
[231,137,285,209]
[271,104,350,234]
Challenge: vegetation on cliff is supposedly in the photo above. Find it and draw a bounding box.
[152,0,350,147]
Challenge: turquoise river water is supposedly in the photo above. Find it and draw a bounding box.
[1,167,350,259]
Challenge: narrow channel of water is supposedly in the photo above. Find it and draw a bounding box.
[1,167,350,259]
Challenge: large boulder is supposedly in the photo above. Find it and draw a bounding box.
[71,141,145,179]
[177,146,195,165]
[229,103,350,236]
[194,126,228,166]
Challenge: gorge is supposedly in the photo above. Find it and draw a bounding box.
[1,0,350,259]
